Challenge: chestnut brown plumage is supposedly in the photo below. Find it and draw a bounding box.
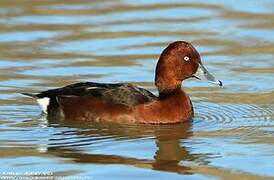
[22,41,222,124]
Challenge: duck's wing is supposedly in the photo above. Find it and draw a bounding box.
[22,82,157,113]
[23,82,120,98]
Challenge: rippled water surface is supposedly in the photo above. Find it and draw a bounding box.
[0,0,274,179]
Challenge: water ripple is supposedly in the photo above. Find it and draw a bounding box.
[194,102,274,131]
[0,0,274,178]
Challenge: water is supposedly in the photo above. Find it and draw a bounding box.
[0,0,274,179]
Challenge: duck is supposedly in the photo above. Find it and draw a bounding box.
[22,41,222,124]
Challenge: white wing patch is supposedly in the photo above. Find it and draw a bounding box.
[37,97,50,114]
[86,87,98,90]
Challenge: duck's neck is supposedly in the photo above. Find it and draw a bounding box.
[155,72,182,97]
[158,86,183,99]
[154,55,183,96]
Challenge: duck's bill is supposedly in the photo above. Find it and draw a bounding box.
[192,63,223,86]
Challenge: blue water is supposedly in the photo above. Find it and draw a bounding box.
[0,0,273,179]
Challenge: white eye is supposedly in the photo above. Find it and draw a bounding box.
[184,56,190,61]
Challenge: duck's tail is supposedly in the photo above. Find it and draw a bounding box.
[21,93,38,98]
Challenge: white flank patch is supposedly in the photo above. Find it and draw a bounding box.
[37,97,50,114]
[37,144,48,153]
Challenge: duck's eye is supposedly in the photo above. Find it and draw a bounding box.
[184,56,190,61]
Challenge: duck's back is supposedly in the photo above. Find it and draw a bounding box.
[23,82,157,121]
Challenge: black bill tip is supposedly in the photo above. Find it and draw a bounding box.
[218,80,223,87]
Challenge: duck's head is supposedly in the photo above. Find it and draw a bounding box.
[155,41,222,93]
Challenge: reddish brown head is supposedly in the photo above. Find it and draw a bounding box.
[155,41,222,94]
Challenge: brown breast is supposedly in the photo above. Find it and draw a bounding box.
[134,89,193,124]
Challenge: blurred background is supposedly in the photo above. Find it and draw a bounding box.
[0,0,273,179]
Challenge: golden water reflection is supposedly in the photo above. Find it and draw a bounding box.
[0,0,274,179]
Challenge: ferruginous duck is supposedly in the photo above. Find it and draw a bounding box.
[22,41,222,124]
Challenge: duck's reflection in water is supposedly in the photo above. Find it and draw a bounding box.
[45,119,209,175]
